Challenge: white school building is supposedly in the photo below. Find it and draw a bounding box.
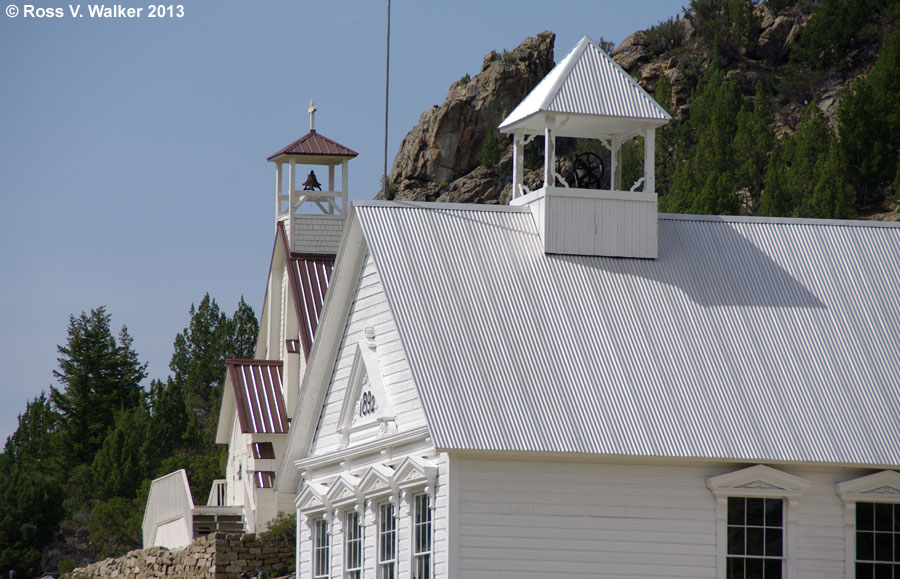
[144,37,900,579]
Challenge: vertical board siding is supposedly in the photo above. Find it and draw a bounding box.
[544,191,656,258]
[457,458,866,579]
[310,254,426,455]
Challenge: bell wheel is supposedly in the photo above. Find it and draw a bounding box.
[573,151,605,190]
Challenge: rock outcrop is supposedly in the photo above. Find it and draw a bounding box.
[385,31,555,202]
[383,3,887,211]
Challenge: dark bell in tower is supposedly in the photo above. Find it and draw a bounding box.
[302,170,322,191]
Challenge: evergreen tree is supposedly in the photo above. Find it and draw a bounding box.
[0,395,67,577]
[50,307,147,464]
[837,23,900,208]
[760,103,854,218]
[228,296,260,360]
[170,294,231,448]
[91,405,153,501]
[146,378,195,465]
[169,294,259,451]
[733,84,776,210]
[663,67,744,214]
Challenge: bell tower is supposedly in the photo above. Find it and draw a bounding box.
[500,37,671,259]
[268,100,358,255]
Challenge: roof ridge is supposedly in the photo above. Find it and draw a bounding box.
[660,212,900,229]
[353,200,531,213]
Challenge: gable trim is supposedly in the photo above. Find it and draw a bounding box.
[336,342,396,448]
[836,470,900,503]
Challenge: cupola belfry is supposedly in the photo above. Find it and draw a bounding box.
[268,100,359,255]
[500,36,671,259]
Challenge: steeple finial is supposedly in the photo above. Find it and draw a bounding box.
[308,100,317,133]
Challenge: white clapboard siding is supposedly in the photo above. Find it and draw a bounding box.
[456,458,867,579]
[310,254,426,455]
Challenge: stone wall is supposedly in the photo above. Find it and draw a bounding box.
[69,533,293,579]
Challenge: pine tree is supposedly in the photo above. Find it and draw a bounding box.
[0,395,67,577]
[50,307,147,464]
[91,405,152,501]
[170,294,230,448]
[228,296,259,360]
[733,84,775,210]
[837,23,900,208]
[759,103,853,218]
[663,67,744,214]
[169,294,259,451]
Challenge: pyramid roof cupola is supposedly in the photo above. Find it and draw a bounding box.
[500,36,671,259]
[500,35,670,137]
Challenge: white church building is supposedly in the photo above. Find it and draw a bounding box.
[146,37,900,579]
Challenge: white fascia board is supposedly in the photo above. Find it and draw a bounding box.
[253,225,288,360]
[499,36,590,131]
[215,371,236,444]
[275,210,368,495]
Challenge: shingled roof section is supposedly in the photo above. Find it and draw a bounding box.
[267,131,358,161]
[227,359,288,435]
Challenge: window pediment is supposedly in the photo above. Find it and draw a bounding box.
[394,456,438,490]
[707,464,810,499]
[297,481,329,513]
[837,470,900,503]
[357,463,396,497]
[325,473,361,507]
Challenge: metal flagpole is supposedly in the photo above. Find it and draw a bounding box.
[383,0,391,195]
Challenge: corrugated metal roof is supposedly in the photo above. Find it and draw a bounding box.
[288,254,334,359]
[227,359,288,434]
[354,201,900,466]
[500,36,670,131]
[267,131,358,161]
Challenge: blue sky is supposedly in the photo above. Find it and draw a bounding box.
[0,0,685,443]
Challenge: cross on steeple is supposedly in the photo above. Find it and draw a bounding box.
[308,100,317,133]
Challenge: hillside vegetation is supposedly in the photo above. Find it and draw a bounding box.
[386,0,900,221]
[0,297,257,577]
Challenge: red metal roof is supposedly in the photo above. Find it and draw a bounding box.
[254,471,275,489]
[251,442,276,460]
[267,131,358,161]
[289,254,334,359]
[227,359,288,435]
[276,222,335,360]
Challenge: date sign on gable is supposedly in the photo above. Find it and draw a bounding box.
[359,390,378,417]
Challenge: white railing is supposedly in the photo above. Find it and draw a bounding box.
[142,469,194,549]
[207,479,227,506]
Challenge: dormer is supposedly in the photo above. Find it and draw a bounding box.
[268,100,359,255]
[500,36,671,259]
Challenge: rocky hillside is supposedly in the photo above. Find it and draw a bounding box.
[385,31,555,204]
[384,0,900,220]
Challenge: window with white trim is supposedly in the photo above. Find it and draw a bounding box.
[313,518,330,579]
[708,465,810,579]
[854,502,899,578]
[413,493,433,579]
[378,503,397,579]
[836,470,900,579]
[344,511,363,579]
[727,497,784,579]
